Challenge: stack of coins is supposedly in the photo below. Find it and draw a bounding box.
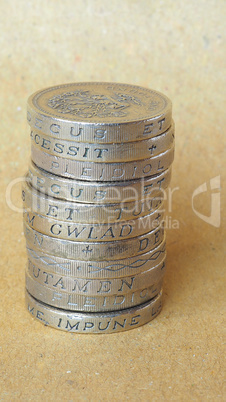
[22,82,175,334]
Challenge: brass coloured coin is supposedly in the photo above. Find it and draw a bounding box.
[27,82,172,143]
[25,289,163,333]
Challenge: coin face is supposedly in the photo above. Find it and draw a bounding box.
[29,82,171,124]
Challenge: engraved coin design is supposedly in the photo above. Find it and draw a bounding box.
[23,204,164,242]
[23,82,174,333]
[27,83,172,142]
[47,89,143,118]
[29,123,174,163]
[22,180,164,224]
[31,145,174,182]
[30,82,169,123]
[25,289,163,333]
[25,272,163,312]
[25,258,165,297]
[26,238,166,278]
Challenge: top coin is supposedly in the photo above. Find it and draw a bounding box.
[27,82,172,143]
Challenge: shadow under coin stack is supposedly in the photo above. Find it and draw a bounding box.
[23,82,175,334]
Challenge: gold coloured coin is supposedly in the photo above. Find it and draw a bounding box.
[23,205,163,242]
[31,145,174,181]
[22,181,164,223]
[26,258,165,296]
[29,123,174,163]
[26,237,166,278]
[27,161,172,203]
[25,272,163,312]
[25,289,163,333]
[24,222,164,261]
[27,82,172,143]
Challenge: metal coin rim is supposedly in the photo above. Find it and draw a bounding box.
[25,289,163,333]
[26,257,165,296]
[22,181,164,223]
[26,237,166,278]
[29,123,175,163]
[27,162,172,203]
[26,271,163,311]
[31,145,174,181]
[23,203,164,242]
[24,221,164,261]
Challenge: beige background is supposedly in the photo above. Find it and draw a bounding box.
[0,1,225,401]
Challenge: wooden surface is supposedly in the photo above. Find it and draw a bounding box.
[0,1,225,400]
